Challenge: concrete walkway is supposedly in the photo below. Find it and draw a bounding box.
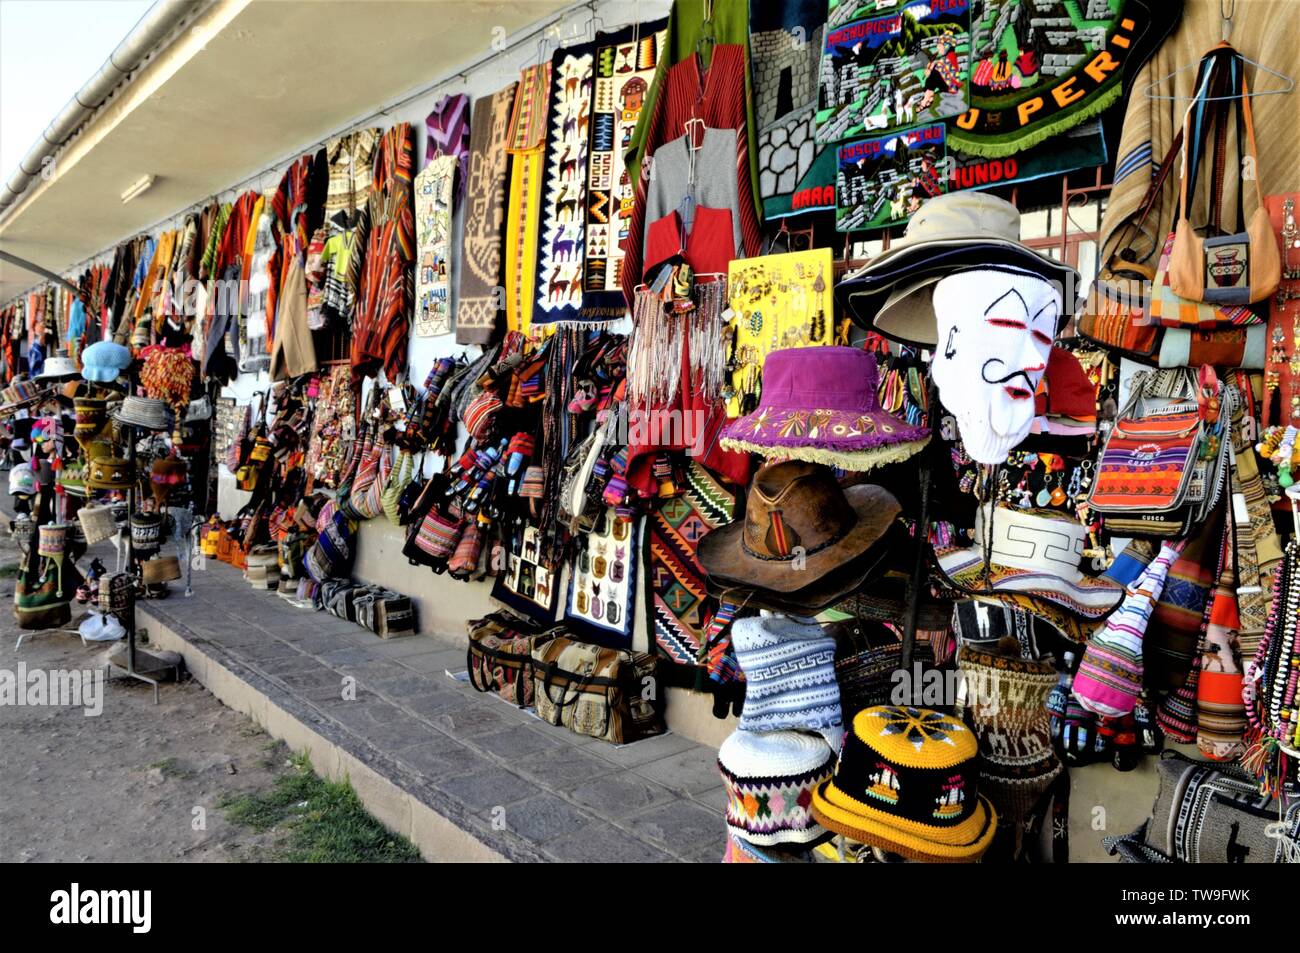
[137,558,727,862]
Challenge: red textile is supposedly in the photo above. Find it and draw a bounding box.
[620,44,761,309]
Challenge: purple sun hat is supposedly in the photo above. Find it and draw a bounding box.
[720,347,930,471]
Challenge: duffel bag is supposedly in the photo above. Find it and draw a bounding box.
[467,612,559,707]
[530,635,664,744]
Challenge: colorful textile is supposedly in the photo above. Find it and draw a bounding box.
[564,507,639,648]
[582,21,666,315]
[950,119,1108,193]
[505,63,552,336]
[1074,541,1180,718]
[455,84,517,345]
[751,0,832,219]
[731,614,844,750]
[817,0,970,143]
[950,0,1152,157]
[305,364,355,489]
[648,463,735,669]
[533,46,595,327]
[424,93,470,203]
[352,123,415,386]
[836,124,947,232]
[620,43,762,308]
[489,522,561,624]
[413,155,456,336]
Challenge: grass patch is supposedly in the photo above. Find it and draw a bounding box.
[220,754,421,863]
[149,757,193,780]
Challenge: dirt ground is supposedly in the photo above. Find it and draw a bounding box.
[0,559,297,863]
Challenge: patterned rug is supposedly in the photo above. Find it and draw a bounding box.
[580,20,667,317]
[532,44,595,328]
[646,463,736,672]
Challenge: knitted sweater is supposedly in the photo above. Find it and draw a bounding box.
[644,128,744,264]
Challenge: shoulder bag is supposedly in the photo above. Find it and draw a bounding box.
[530,635,665,744]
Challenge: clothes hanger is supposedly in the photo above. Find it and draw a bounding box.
[695,0,716,64]
[1141,5,1294,102]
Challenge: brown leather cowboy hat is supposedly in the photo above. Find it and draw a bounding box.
[698,461,901,596]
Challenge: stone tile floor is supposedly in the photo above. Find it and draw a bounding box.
[137,559,727,863]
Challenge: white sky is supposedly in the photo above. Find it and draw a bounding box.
[0,0,154,179]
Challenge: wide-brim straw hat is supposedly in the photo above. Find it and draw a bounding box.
[836,192,1079,348]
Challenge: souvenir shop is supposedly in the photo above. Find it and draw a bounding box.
[1,0,1297,864]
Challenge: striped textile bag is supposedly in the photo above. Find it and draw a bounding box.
[1074,540,1183,718]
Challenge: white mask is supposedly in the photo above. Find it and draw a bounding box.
[930,268,1061,464]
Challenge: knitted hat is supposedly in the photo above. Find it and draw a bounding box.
[811,705,998,863]
[37,523,67,558]
[731,614,844,751]
[78,504,120,545]
[717,729,834,847]
[719,348,930,471]
[955,646,1062,841]
[114,395,173,431]
[130,512,165,551]
[80,341,132,383]
[85,456,134,490]
[462,392,501,442]
[1073,540,1180,718]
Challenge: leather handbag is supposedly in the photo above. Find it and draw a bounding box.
[530,635,665,744]
[466,612,559,707]
[1168,44,1281,308]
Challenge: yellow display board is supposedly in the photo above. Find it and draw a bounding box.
[726,247,834,417]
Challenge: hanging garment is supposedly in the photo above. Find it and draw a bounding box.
[270,253,317,382]
[324,128,379,218]
[620,44,762,309]
[242,201,275,374]
[455,83,517,346]
[643,127,743,262]
[351,123,415,386]
[424,93,471,206]
[582,20,667,315]
[504,62,552,336]
[413,155,456,336]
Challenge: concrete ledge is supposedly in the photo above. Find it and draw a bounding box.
[139,603,515,862]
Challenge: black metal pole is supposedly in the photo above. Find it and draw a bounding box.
[898,378,939,699]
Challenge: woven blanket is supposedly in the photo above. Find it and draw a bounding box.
[564,508,641,648]
[455,84,516,345]
[817,0,971,144]
[505,63,551,337]
[949,0,1173,158]
[532,45,595,328]
[835,123,947,232]
[647,463,736,671]
[750,0,833,219]
[581,21,667,316]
